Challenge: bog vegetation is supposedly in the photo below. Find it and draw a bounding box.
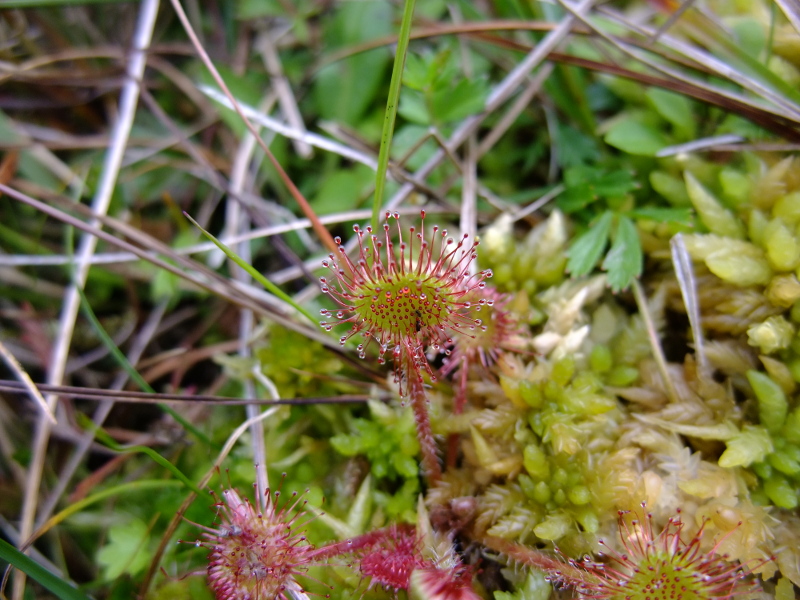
[1,1,800,600]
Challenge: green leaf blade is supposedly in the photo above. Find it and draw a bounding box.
[646,87,696,139]
[627,207,694,225]
[371,0,417,230]
[184,213,315,324]
[604,120,669,156]
[602,216,643,292]
[0,539,91,600]
[567,211,613,277]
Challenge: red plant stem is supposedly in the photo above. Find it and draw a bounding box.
[407,365,442,484]
[445,433,459,471]
[307,523,416,562]
[480,535,590,588]
[446,359,468,468]
[454,359,469,415]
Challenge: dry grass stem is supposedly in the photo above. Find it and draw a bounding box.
[13,3,160,598]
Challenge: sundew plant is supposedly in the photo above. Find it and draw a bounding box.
[1,1,800,600]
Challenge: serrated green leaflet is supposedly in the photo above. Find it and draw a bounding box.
[558,167,638,213]
[602,216,643,292]
[567,211,613,277]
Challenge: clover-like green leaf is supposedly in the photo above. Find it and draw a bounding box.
[97,518,152,581]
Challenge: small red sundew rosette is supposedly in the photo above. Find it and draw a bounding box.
[570,506,768,600]
[196,488,314,600]
[309,523,481,598]
[319,210,493,387]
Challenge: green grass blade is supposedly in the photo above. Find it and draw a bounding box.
[87,422,205,497]
[686,12,800,107]
[73,284,215,448]
[0,539,90,600]
[1,0,126,6]
[184,213,315,323]
[36,481,183,535]
[371,0,417,231]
